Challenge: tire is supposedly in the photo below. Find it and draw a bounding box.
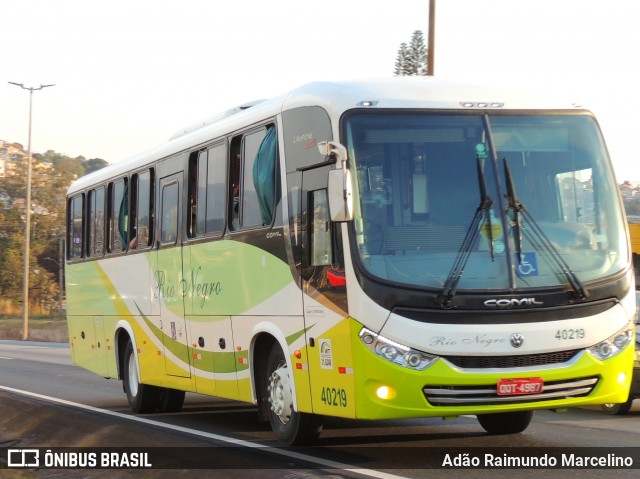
[477,410,534,435]
[158,388,186,413]
[265,344,323,445]
[123,341,162,413]
[601,397,634,415]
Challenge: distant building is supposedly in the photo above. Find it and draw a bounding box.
[0,141,6,177]
[0,191,10,208]
[0,139,26,177]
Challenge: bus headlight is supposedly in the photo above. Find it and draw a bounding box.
[359,328,437,370]
[587,326,633,360]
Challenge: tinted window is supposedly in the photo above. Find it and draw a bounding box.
[240,129,266,229]
[88,187,105,257]
[108,178,128,253]
[161,182,179,244]
[131,170,153,249]
[206,143,227,234]
[68,194,84,259]
[230,127,279,230]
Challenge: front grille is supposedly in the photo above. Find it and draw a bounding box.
[424,376,598,406]
[442,349,581,369]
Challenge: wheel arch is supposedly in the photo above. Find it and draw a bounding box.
[114,320,137,381]
[250,322,300,420]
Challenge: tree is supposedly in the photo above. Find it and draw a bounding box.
[0,146,109,316]
[393,30,428,76]
[41,149,64,166]
[394,43,410,76]
[0,232,25,303]
[82,158,109,176]
[408,30,428,76]
[56,156,85,178]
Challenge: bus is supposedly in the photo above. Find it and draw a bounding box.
[65,78,637,445]
[626,214,640,274]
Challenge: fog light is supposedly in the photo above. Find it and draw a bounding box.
[376,385,395,399]
[617,372,628,384]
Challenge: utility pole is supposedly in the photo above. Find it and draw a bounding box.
[427,0,436,76]
[8,82,56,341]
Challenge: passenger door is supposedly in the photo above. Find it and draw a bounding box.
[300,165,354,417]
[156,172,190,378]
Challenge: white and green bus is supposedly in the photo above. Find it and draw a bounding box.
[66,78,636,445]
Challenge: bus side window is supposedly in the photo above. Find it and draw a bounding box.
[230,137,241,230]
[129,173,139,248]
[67,194,84,260]
[189,143,227,237]
[107,178,128,253]
[241,130,264,228]
[187,151,202,238]
[87,187,105,257]
[130,169,153,249]
[190,151,207,237]
[161,182,179,244]
[206,143,227,234]
[229,125,278,230]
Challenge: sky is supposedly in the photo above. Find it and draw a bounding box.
[2,0,639,182]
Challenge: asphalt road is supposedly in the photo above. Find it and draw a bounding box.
[1,340,639,479]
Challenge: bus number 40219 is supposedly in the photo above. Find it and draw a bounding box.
[321,387,348,407]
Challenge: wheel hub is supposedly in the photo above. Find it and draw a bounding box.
[267,366,293,424]
[127,354,139,397]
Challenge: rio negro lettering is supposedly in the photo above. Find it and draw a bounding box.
[181,266,222,308]
[154,267,222,308]
[430,335,505,348]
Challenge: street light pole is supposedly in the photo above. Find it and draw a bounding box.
[8,82,55,341]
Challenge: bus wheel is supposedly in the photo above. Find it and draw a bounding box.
[601,397,634,415]
[266,345,323,445]
[477,410,533,435]
[123,340,161,413]
[158,388,186,413]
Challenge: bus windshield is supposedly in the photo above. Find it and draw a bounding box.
[346,112,626,291]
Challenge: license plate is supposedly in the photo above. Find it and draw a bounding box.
[496,377,544,396]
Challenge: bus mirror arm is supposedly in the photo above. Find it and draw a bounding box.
[317,140,347,166]
[318,141,353,222]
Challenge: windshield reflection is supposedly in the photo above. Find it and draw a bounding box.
[346,113,626,292]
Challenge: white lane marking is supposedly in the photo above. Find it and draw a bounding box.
[0,356,14,360]
[0,384,409,479]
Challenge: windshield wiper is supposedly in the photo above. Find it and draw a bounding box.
[503,158,524,264]
[503,158,588,300]
[438,151,494,308]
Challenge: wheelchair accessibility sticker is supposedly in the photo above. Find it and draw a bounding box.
[516,252,538,277]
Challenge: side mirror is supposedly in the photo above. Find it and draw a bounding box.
[318,141,353,222]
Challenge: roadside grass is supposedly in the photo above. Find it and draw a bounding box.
[0,316,68,343]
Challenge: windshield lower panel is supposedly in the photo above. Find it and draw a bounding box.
[346,112,626,292]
